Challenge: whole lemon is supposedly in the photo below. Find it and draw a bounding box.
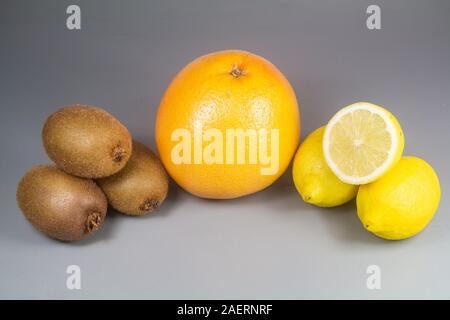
[155,50,300,199]
[292,127,358,207]
[357,156,440,240]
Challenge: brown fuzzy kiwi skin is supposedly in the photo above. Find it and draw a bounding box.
[97,141,169,216]
[42,104,132,179]
[16,165,108,241]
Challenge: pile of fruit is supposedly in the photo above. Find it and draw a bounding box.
[17,105,168,241]
[293,102,440,240]
[16,50,440,242]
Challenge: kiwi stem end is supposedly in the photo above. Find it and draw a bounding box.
[139,199,160,212]
[112,146,126,162]
[86,211,102,234]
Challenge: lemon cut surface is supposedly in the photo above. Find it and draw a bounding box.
[323,102,404,185]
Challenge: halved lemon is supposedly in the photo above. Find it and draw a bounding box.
[323,102,404,185]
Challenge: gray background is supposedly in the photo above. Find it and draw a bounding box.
[1,0,449,299]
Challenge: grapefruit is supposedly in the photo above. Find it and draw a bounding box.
[155,50,300,199]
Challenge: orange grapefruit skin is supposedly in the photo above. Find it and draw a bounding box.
[155,50,300,199]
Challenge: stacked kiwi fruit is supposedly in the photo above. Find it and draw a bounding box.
[16,105,169,242]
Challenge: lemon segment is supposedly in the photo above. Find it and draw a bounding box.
[323,102,404,185]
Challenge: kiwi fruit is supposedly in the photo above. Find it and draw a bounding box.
[16,165,108,241]
[97,141,169,216]
[42,104,132,178]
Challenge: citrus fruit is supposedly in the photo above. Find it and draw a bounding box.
[292,126,358,207]
[155,50,300,199]
[357,156,440,240]
[323,102,404,185]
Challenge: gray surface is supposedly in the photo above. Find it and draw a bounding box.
[1,0,449,299]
